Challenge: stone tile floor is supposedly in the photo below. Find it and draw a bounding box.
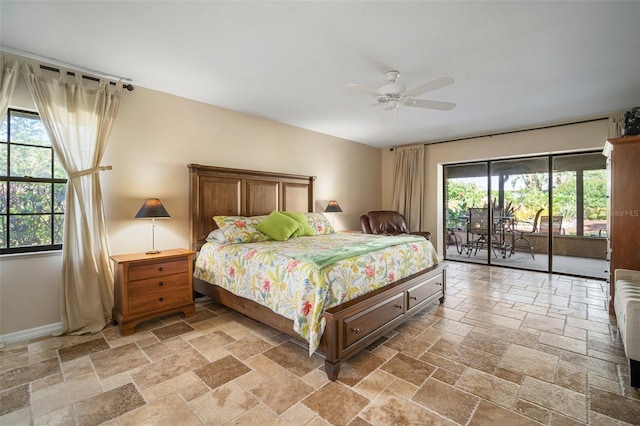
[1,262,639,425]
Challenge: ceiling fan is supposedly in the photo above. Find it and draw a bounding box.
[347,70,456,111]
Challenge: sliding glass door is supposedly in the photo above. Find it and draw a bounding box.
[490,157,549,271]
[444,163,489,265]
[551,153,607,278]
[444,152,607,279]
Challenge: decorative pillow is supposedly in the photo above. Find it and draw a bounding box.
[256,210,300,241]
[281,211,315,237]
[304,212,335,235]
[206,228,226,242]
[213,215,271,244]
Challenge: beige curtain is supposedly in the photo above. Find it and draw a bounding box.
[609,113,625,138]
[23,62,121,334]
[391,145,425,232]
[0,53,20,121]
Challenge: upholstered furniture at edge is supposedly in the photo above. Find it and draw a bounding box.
[360,210,431,240]
[614,269,640,388]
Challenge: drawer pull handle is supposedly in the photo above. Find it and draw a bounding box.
[394,304,403,308]
[409,296,418,300]
[158,297,164,302]
[158,282,164,286]
[436,282,442,286]
[158,267,164,272]
[352,328,360,334]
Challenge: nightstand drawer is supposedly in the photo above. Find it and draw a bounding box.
[129,286,192,315]
[128,259,189,281]
[128,273,190,297]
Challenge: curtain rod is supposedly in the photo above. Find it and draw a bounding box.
[389,117,609,151]
[1,46,134,91]
[39,65,134,91]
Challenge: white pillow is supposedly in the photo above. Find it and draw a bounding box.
[206,228,226,242]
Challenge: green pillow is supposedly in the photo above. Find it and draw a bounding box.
[281,211,315,237]
[256,211,300,241]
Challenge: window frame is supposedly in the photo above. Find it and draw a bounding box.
[1,108,67,255]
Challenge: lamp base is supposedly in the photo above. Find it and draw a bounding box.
[146,249,161,254]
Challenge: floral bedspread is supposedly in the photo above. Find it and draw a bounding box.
[194,233,438,354]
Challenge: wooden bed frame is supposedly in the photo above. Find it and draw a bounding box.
[188,164,446,380]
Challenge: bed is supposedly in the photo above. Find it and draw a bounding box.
[189,164,446,380]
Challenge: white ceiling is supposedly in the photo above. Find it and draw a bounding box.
[1,1,639,149]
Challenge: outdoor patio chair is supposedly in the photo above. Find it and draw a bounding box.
[446,216,468,254]
[511,208,544,260]
[539,215,564,235]
[463,208,491,256]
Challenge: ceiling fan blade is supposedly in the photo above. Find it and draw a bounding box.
[405,76,454,97]
[407,99,456,111]
[346,83,381,98]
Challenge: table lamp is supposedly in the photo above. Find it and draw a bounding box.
[324,200,342,228]
[135,198,170,254]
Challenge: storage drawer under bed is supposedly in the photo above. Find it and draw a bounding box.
[407,273,444,311]
[343,293,405,348]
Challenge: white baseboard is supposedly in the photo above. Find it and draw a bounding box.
[0,322,63,347]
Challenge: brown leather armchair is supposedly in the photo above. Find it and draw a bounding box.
[360,210,431,240]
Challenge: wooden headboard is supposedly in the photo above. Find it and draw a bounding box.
[188,164,316,251]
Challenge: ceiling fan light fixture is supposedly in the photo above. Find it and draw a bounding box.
[386,101,400,110]
[348,70,455,112]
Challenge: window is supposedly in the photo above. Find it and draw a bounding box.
[443,151,607,279]
[0,109,66,254]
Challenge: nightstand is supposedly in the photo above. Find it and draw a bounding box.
[111,248,196,335]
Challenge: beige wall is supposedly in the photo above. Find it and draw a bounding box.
[382,120,610,254]
[1,79,382,337]
[103,85,381,254]
[0,70,613,339]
